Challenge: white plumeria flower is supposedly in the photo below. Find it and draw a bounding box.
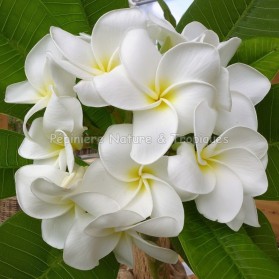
[181,21,242,67]
[15,164,119,249]
[181,22,271,132]
[64,210,179,270]
[50,8,147,107]
[168,102,268,230]
[4,35,76,137]
[94,28,221,164]
[215,62,271,134]
[81,124,184,229]
[19,93,86,173]
[148,18,270,129]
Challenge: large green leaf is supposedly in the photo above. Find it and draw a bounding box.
[0,212,119,278]
[256,85,279,200]
[178,202,279,279]
[177,0,279,40]
[0,130,30,199]
[231,37,279,80]
[0,0,128,124]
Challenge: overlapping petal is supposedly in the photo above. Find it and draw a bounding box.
[82,160,141,209]
[168,143,216,197]
[42,209,75,249]
[120,28,161,95]
[5,81,41,104]
[50,27,99,76]
[228,63,271,105]
[92,8,147,69]
[25,35,56,90]
[15,165,69,218]
[156,42,220,88]
[166,81,216,135]
[94,66,159,110]
[99,124,140,181]
[204,126,268,160]
[131,100,178,165]
[210,148,268,196]
[74,80,108,107]
[131,232,178,264]
[215,91,258,134]
[195,164,243,223]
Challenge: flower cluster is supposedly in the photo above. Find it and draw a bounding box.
[5,8,270,270]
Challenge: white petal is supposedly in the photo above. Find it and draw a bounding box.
[156,42,220,88]
[113,234,134,268]
[5,81,40,104]
[130,216,181,237]
[242,196,260,227]
[166,81,216,135]
[94,66,158,110]
[218,37,241,66]
[120,28,161,95]
[99,124,140,182]
[131,100,178,165]
[23,98,49,139]
[146,156,169,182]
[199,30,219,46]
[50,27,98,76]
[194,101,217,163]
[123,180,153,218]
[148,178,184,231]
[31,177,71,204]
[147,14,184,46]
[43,93,76,134]
[42,209,75,249]
[25,35,56,90]
[82,160,140,209]
[205,126,268,160]
[215,67,231,111]
[226,195,259,231]
[168,143,216,197]
[92,8,147,68]
[181,21,207,41]
[64,213,120,270]
[48,52,94,80]
[131,232,178,264]
[228,63,271,105]
[15,165,69,219]
[19,118,61,160]
[46,56,76,97]
[195,164,243,223]
[210,148,268,196]
[86,210,144,231]
[63,133,75,173]
[215,91,258,134]
[71,192,120,216]
[74,80,108,107]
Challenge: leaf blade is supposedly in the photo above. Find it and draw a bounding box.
[0,212,120,278]
[177,0,279,40]
[178,202,279,279]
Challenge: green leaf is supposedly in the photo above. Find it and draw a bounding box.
[0,130,30,199]
[231,37,279,80]
[256,85,279,200]
[244,211,279,263]
[0,0,128,121]
[178,202,279,279]
[0,212,120,278]
[82,0,129,28]
[157,0,176,27]
[83,106,113,133]
[177,0,279,40]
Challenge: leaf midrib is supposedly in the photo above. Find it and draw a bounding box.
[225,0,255,40]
